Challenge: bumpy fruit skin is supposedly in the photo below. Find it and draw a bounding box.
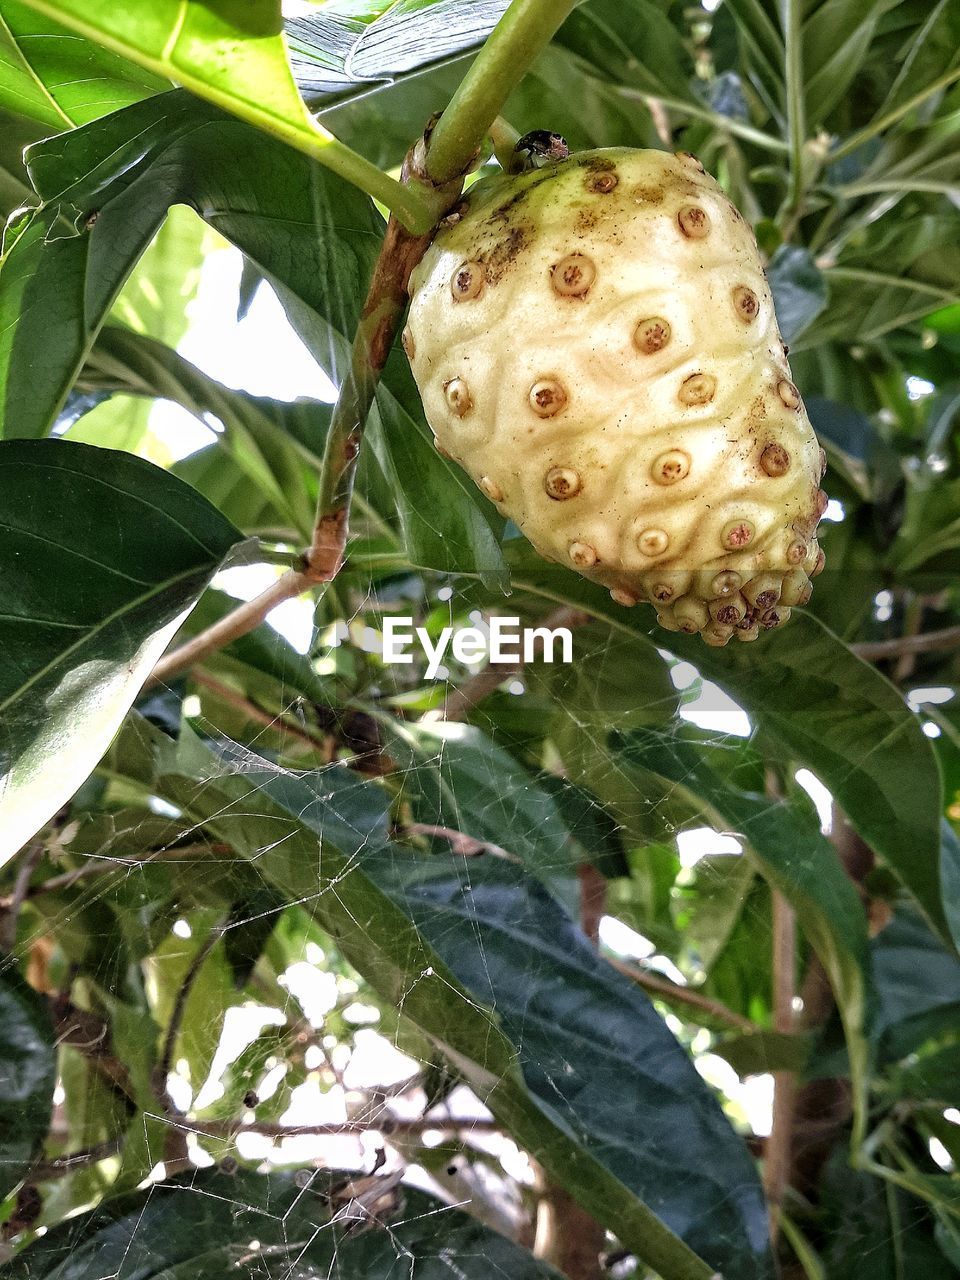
[404,148,826,644]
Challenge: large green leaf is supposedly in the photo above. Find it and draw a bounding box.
[1,92,506,578]
[375,848,773,1279]
[0,965,55,1198]
[0,0,163,129]
[11,0,373,184]
[290,0,510,103]
[0,92,368,440]
[116,715,771,1280]
[7,1168,565,1279]
[0,438,245,866]
[0,107,42,219]
[615,725,873,1133]
[505,548,947,942]
[554,0,696,104]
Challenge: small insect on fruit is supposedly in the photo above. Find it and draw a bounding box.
[405,147,826,645]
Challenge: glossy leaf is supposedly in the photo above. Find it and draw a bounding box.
[615,725,872,1125]
[1,92,506,578]
[767,245,828,344]
[871,910,960,1056]
[376,849,774,1280]
[290,0,510,103]
[117,715,770,1280]
[0,965,55,1198]
[7,1168,566,1279]
[0,0,163,129]
[382,719,581,881]
[11,0,362,180]
[506,548,947,941]
[0,438,245,866]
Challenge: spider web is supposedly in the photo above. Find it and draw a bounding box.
[1,577,791,1280]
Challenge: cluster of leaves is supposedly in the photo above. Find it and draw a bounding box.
[1,2,960,1279]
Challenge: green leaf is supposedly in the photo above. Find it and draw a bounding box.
[507,547,947,943]
[805,395,902,504]
[382,719,581,882]
[715,1029,814,1077]
[890,1043,960,1107]
[10,0,402,204]
[0,92,365,441]
[767,245,828,344]
[0,107,42,220]
[1,92,505,576]
[805,266,960,348]
[116,716,768,1280]
[0,0,163,129]
[150,909,235,1096]
[0,966,55,1198]
[615,725,872,1133]
[289,0,510,104]
[875,0,960,118]
[893,473,960,572]
[375,849,774,1280]
[6,1168,566,1279]
[555,0,697,104]
[802,0,899,128]
[871,910,960,1056]
[0,438,244,867]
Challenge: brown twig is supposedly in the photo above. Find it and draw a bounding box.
[189,1115,501,1141]
[404,822,503,857]
[148,154,456,688]
[148,570,312,688]
[0,842,43,951]
[763,891,797,1239]
[305,151,448,582]
[190,671,335,759]
[608,957,757,1033]
[22,842,227,900]
[852,623,960,661]
[48,996,134,1100]
[28,1138,123,1182]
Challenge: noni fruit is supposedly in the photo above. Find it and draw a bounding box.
[403,148,826,645]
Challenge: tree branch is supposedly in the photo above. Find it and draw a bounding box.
[148,569,312,687]
[425,0,580,184]
[0,842,42,951]
[608,958,757,1033]
[439,607,588,721]
[306,180,438,581]
[190,1116,501,1141]
[28,1139,123,1182]
[763,891,797,1240]
[852,623,960,661]
[190,671,335,759]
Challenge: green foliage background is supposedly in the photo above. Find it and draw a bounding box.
[1,2,959,1278]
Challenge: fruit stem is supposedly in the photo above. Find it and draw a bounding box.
[489,115,521,172]
[305,162,440,581]
[425,0,578,184]
[781,0,807,218]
